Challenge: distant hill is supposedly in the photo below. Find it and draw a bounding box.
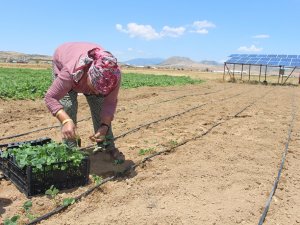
[200,60,221,66]
[160,56,195,66]
[122,56,221,69]
[0,51,52,60]
[0,51,222,70]
[159,56,221,69]
[123,58,164,66]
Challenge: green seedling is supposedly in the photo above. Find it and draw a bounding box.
[23,200,32,212]
[169,140,178,147]
[1,141,85,173]
[62,198,75,207]
[92,134,114,154]
[4,215,20,225]
[23,200,36,221]
[113,159,125,165]
[91,174,103,185]
[138,147,155,156]
[45,185,59,205]
[45,185,59,198]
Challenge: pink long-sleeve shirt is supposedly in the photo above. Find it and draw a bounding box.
[44,42,120,121]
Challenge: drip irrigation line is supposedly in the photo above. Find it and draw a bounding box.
[25,122,224,225]
[26,176,114,225]
[26,89,267,225]
[0,86,233,142]
[114,91,247,140]
[0,117,91,141]
[257,94,297,225]
[80,91,249,151]
[145,86,233,107]
[79,102,207,151]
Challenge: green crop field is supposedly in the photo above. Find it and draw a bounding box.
[0,68,203,100]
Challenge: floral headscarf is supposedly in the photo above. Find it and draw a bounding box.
[71,48,121,95]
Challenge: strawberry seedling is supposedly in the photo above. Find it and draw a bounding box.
[62,198,76,207]
[138,147,155,156]
[3,215,20,225]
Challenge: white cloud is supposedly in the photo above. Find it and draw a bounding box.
[116,23,186,40]
[161,26,185,37]
[252,34,270,39]
[191,20,216,34]
[127,48,133,51]
[116,20,215,40]
[116,23,160,40]
[237,44,263,52]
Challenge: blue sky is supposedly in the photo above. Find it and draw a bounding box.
[1,0,300,62]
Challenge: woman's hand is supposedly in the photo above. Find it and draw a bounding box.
[61,120,77,140]
[89,125,109,143]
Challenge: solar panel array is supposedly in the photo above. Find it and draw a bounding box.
[226,54,300,67]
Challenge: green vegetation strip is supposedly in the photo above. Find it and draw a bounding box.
[0,68,202,100]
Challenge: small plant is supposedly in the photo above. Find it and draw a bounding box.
[62,198,75,206]
[23,200,32,212]
[92,134,114,154]
[102,134,114,147]
[0,141,85,173]
[169,140,178,147]
[138,147,155,156]
[23,200,36,221]
[45,185,59,205]
[91,174,103,185]
[4,215,20,225]
[113,159,124,165]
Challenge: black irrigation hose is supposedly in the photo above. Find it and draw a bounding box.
[81,90,248,151]
[0,117,91,141]
[26,89,268,225]
[144,86,233,107]
[0,86,233,142]
[26,176,114,225]
[257,94,297,225]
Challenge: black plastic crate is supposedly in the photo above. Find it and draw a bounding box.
[0,137,90,196]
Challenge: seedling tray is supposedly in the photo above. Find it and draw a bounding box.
[0,137,90,197]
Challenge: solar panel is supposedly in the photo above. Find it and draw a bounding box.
[225,54,300,67]
[267,61,280,66]
[277,55,287,58]
[229,54,240,57]
[290,62,300,67]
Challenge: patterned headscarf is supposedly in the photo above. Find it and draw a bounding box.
[71,48,121,95]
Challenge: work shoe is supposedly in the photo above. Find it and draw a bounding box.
[108,148,125,164]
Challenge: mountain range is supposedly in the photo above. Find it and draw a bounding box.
[123,56,221,67]
[0,51,222,69]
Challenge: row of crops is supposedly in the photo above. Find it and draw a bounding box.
[0,68,203,100]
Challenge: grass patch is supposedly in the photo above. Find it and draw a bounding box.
[0,67,52,100]
[122,73,203,89]
[0,68,203,100]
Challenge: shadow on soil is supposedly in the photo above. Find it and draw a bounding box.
[0,197,12,216]
[84,147,136,179]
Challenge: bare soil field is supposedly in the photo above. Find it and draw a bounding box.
[1,70,300,225]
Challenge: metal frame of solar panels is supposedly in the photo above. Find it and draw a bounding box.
[224,54,300,84]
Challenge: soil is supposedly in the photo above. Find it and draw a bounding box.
[1,72,300,225]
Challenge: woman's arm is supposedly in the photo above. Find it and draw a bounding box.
[45,77,77,140]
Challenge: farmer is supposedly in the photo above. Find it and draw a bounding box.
[45,42,124,161]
